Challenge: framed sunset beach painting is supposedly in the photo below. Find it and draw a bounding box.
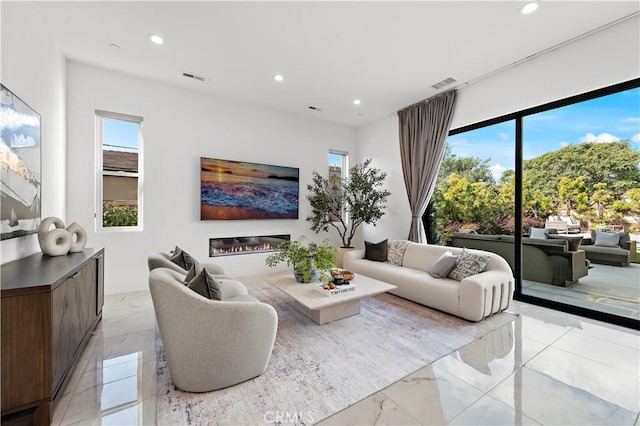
[200,157,299,220]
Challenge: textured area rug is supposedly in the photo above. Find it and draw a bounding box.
[157,285,516,425]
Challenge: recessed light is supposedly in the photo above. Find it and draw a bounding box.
[148,34,164,45]
[519,1,539,15]
[353,99,362,105]
[274,74,284,82]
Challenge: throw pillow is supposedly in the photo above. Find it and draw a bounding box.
[387,240,411,266]
[428,251,458,278]
[184,263,203,283]
[169,246,199,271]
[448,248,491,282]
[528,227,548,240]
[365,239,388,262]
[186,268,222,300]
[593,232,620,248]
[547,235,583,252]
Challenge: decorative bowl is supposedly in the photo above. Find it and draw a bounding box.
[342,270,355,281]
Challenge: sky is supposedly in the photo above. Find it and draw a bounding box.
[447,87,640,181]
[103,118,139,151]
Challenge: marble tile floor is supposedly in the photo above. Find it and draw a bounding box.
[523,263,640,320]
[52,275,640,426]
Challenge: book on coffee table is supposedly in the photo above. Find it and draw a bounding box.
[314,283,357,297]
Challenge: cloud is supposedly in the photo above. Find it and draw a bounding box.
[621,117,640,123]
[498,132,510,142]
[490,164,507,181]
[632,133,640,143]
[579,132,620,143]
[560,141,570,148]
[449,138,470,146]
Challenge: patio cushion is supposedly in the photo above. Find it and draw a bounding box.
[529,227,548,239]
[547,235,583,252]
[593,232,620,247]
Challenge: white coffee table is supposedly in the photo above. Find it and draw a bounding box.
[266,272,397,324]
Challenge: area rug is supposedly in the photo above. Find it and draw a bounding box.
[157,285,517,425]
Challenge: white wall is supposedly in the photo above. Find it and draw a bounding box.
[0,2,66,264]
[66,61,357,295]
[357,15,640,243]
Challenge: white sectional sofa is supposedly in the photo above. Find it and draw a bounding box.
[343,242,514,322]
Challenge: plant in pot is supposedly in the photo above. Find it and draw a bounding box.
[265,236,337,283]
[306,158,391,264]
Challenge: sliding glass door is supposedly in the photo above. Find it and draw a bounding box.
[429,79,639,328]
[521,87,640,322]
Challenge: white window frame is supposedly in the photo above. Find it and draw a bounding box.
[329,150,349,224]
[95,110,144,232]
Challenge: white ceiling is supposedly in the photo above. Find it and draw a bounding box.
[20,1,640,127]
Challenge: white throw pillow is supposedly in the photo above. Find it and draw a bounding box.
[448,248,491,282]
[529,227,548,240]
[387,240,412,266]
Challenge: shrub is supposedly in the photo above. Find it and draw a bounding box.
[103,203,138,227]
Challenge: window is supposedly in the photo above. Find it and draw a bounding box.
[432,121,515,243]
[329,151,348,222]
[96,110,143,231]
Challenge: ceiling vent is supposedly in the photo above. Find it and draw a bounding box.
[431,77,457,90]
[308,106,323,112]
[182,72,206,82]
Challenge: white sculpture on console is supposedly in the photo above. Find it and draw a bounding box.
[37,217,87,256]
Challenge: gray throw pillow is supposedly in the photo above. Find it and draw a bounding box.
[387,240,411,266]
[169,246,199,271]
[547,235,583,252]
[448,248,491,282]
[365,239,388,262]
[184,263,203,283]
[428,251,458,278]
[594,232,620,248]
[528,227,548,240]
[186,268,222,300]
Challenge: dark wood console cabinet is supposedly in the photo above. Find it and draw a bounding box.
[1,248,105,425]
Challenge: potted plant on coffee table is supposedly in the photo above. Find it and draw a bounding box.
[306,158,391,265]
[265,236,336,283]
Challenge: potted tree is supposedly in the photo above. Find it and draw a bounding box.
[306,159,391,264]
[265,236,336,283]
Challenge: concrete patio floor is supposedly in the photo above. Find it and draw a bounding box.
[523,263,640,320]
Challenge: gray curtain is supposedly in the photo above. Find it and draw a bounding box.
[398,90,458,243]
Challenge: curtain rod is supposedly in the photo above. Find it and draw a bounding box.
[396,10,639,115]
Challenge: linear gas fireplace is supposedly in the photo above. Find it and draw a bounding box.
[209,234,290,257]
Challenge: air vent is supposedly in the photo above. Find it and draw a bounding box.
[431,77,457,90]
[308,106,323,112]
[182,72,206,82]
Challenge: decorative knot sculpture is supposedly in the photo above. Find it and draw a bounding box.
[37,217,87,256]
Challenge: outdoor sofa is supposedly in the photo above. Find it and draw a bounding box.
[448,232,588,287]
[579,231,636,266]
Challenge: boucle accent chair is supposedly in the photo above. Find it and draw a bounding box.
[149,267,278,392]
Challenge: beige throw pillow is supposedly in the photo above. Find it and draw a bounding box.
[387,240,412,266]
[448,248,491,282]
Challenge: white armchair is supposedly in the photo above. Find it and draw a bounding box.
[149,268,278,392]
